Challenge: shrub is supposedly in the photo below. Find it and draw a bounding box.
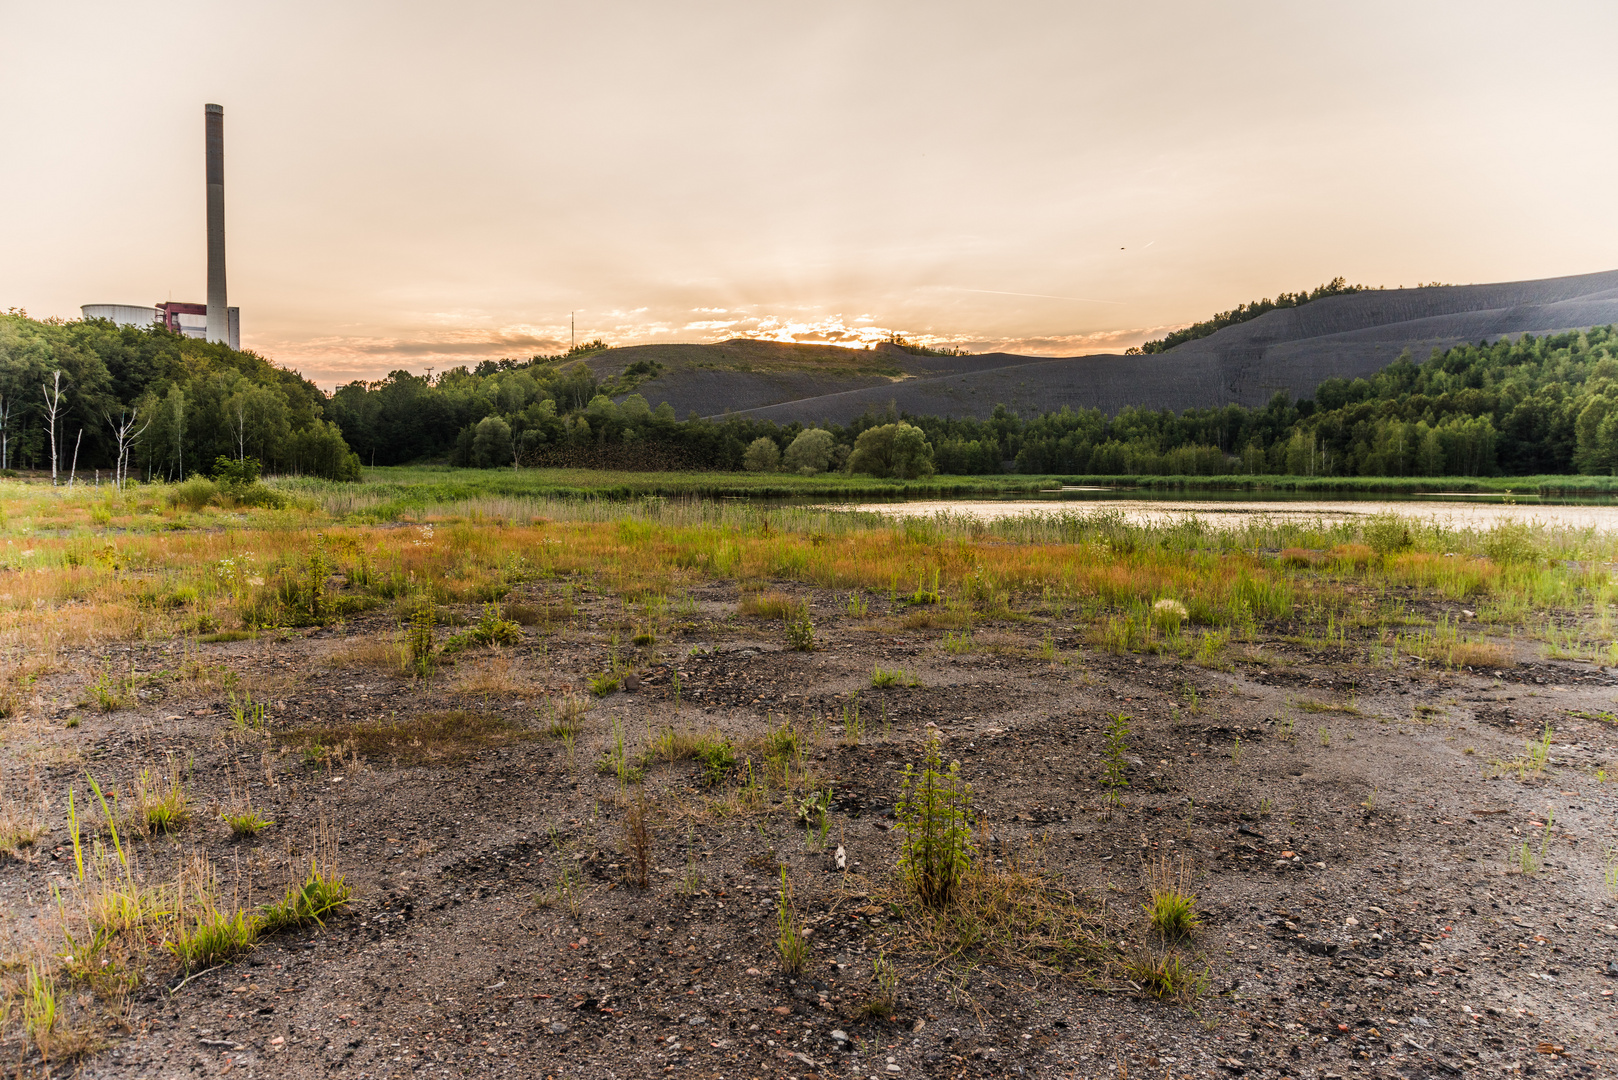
[1483,520,1539,564]
[783,428,835,474]
[212,456,262,486]
[785,603,815,651]
[1362,512,1413,555]
[742,437,781,472]
[847,422,935,479]
[895,733,974,907]
[166,477,220,511]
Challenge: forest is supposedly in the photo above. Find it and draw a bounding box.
[6,309,1618,482]
[0,310,359,481]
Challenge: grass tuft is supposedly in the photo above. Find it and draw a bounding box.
[1143,855,1200,940]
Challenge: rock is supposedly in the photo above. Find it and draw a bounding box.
[623,673,640,691]
[548,1022,569,1035]
[830,1030,850,1044]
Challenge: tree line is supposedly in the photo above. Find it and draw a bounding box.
[323,325,1618,479]
[8,308,1618,483]
[0,310,359,483]
[1129,277,1373,355]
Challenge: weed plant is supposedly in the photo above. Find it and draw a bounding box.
[785,602,816,651]
[259,855,352,933]
[776,868,809,974]
[861,950,899,1019]
[895,733,974,907]
[1101,714,1132,801]
[623,796,652,889]
[407,600,436,677]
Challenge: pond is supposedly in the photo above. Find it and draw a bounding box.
[832,489,1618,530]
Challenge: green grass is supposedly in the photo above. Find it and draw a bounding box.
[167,905,259,971]
[223,809,274,837]
[259,859,352,933]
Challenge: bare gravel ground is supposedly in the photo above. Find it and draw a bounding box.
[3,581,1616,1080]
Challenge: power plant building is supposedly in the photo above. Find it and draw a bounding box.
[80,303,239,349]
[80,102,239,350]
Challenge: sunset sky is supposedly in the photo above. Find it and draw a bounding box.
[3,1,1616,387]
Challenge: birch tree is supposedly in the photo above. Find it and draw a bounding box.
[105,407,150,490]
[41,370,65,484]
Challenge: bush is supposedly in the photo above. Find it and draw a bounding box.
[472,416,514,468]
[742,437,781,472]
[783,428,835,474]
[847,422,935,479]
[1361,512,1413,555]
[212,456,262,486]
[1483,520,1539,564]
[166,477,220,510]
[287,419,362,481]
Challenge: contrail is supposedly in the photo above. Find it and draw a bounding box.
[932,287,1123,305]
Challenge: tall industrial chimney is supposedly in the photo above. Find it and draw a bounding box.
[204,103,228,345]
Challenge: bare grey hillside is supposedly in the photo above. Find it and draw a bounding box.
[589,269,1618,423]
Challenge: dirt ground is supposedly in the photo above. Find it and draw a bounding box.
[3,579,1616,1080]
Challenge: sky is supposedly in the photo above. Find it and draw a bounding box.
[3,1,1617,388]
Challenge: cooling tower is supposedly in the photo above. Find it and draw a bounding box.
[205,103,228,345]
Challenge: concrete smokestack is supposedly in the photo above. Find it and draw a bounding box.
[205,103,228,345]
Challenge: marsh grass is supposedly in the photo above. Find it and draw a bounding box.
[167,903,258,971]
[649,725,735,785]
[872,664,918,688]
[1291,696,1360,716]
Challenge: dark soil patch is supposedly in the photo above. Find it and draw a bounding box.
[2,580,1616,1077]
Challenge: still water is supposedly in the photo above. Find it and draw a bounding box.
[835,490,1618,530]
